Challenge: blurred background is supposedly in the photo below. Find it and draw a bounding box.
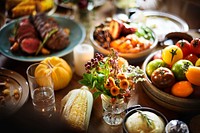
[149,0,200,29]
[114,0,200,29]
[0,0,199,31]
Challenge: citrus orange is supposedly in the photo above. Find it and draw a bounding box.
[171,81,193,97]
[185,66,200,86]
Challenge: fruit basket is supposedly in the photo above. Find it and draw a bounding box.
[141,50,200,112]
[90,18,158,64]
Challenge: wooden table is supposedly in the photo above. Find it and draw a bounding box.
[0,1,199,133]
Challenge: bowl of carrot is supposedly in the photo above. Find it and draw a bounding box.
[141,48,200,113]
[90,18,158,65]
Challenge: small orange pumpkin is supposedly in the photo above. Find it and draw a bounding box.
[35,56,72,91]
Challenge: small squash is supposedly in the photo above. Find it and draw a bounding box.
[35,56,72,91]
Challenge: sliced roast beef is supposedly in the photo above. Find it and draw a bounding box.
[10,14,70,55]
[17,32,37,43]
[46,28,70,50]
[40,22,58,39]
[32,13,70,51]
[20,38,40,54]
[12,17,41,54]
[19,18,31,26]
[16,24,37,42]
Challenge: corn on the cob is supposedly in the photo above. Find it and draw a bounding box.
[61,86,93,132]
[36,0,54,12]
[11,0,54,18]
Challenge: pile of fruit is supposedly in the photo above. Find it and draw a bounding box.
[93,18,155,54]
[146,38,200,98]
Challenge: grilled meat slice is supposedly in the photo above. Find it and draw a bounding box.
[20,38,40,54]
[15,20,38,43]
[11,18,41,54]
[32,13,70,51]
[46,28,70,50]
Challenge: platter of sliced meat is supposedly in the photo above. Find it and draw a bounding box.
[0,13,85,62]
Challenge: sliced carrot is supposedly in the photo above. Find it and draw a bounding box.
[171,81,193,98]
[110,40,121,49]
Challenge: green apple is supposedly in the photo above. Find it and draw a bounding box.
[146,59,167,77]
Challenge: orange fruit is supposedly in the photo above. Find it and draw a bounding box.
[171,81,193,98]
[185,66,200,86]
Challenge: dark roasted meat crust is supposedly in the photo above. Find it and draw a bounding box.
[32,13,70,51]
[14,18,40,54]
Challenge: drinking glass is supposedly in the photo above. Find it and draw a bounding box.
[26,63,56,117]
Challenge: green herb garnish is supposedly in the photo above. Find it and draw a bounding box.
[137,110,155,129]
[35,28,58,55]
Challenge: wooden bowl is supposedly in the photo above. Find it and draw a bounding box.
[141,50,200,112]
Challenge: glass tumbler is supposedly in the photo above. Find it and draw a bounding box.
[26,63,56,117]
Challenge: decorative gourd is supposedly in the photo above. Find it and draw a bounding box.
[61,86,93,132]
[35,56,72,91]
